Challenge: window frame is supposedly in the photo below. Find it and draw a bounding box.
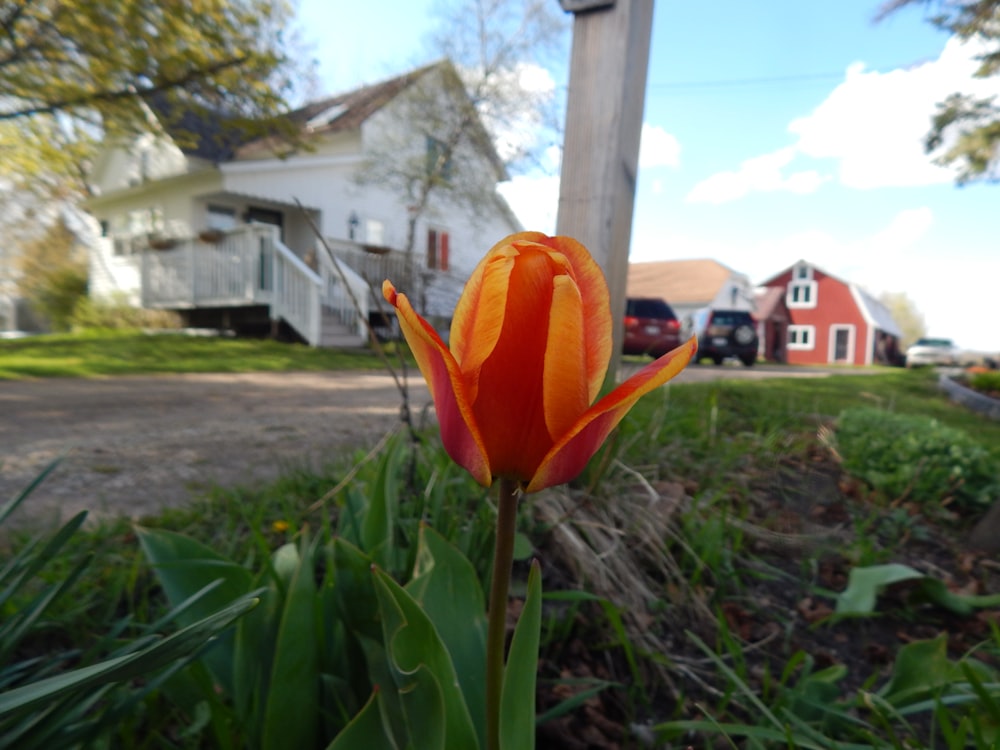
[787,324,816,350]
[787,280,817,309]
[426,228,450,271]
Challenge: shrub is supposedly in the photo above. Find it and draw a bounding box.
[71,293,182,330]
[969,370,1000,396]
[834,406,1000,514]
[16,217,89,332]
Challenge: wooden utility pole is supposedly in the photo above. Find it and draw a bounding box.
[556,0,654,376]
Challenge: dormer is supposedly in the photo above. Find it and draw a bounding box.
[786,262,817,309]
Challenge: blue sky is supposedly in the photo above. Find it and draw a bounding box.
[299,0,999,352]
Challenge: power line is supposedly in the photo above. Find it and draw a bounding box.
[648,71,848,90]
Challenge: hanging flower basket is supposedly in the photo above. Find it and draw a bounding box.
[198,228,226,244]
[148,234,178,250]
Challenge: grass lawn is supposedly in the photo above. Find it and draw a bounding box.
[0,329,403,379]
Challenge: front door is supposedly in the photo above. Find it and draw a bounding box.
[831,325,853,363]
[246,207,284,241]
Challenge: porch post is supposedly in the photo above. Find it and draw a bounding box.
[187,242,197,305]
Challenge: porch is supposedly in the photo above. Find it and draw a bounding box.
[140,225,387,348]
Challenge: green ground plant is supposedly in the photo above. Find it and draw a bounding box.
[3,362,1000,747]
[834,406,1000,514]
[0,462,260,750]
[969,370,1000,395]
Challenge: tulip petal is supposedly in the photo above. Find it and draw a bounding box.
[542,274,590,439]
[448,246,516,403]
[382,281,493,487]
[525,337,698,493]
[538,236,612,404]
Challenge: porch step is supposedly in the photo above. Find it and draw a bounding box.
[319,310,367,349]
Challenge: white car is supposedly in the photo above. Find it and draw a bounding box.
[905,337,959,368]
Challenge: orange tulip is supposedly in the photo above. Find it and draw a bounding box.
[382,231,696,493]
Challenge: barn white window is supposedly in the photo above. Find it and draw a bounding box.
[787,325,815,350]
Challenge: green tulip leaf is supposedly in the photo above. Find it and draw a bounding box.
[135,526,254,696]
[362,434,407,569]
[372,566,479,750]
[261,538,319,750]
[326,688,397,750]
[835,563,1000,618]
[329,539,408,742]
[500,559,542,750]
[512,532,534,561]
[0,590,258,716]
[405,523,487,747]
[331,538,381,640]
[878,635,963,707]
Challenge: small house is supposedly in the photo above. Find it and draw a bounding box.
[758,261,902,366]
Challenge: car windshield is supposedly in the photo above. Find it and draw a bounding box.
[913,338,954,348]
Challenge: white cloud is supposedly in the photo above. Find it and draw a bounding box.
[499,121,679,232]
[498,173,560,234]
[784,41,990,189]
[868,206,934,251]
[686,35,1000,202]
[686,146,829,204]
[639,124,681,169]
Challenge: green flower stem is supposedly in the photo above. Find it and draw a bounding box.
[486,477,520,750]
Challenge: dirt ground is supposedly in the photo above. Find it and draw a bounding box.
[0,371,430,527]
[0,362,870,528]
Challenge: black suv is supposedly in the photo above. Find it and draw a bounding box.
[623,297,682,358]
[689,308,758,366]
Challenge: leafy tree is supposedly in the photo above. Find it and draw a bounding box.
[0,0,309,187]
[17,216,90,331]
[355,0,568,300]
[879,290,928,347]
[877,0,1000,183]
[0,0,313,329]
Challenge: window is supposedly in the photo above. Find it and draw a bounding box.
[426,136,453,183]
[111,207,163,255]
[787,325,815,350]
[366,219,385,246]
[787,280,817,308]
[426,228,450,271]
[207,205,237,231]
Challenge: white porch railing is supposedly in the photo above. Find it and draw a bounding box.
[141,225,370,347]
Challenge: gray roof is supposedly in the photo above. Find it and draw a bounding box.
[852,284,902,337]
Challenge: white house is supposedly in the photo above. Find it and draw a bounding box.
[83,60,522,346]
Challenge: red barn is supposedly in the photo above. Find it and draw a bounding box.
[758,261,902,367]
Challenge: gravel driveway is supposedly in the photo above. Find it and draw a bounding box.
[0,361,871,527]
[1,371,430,527]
